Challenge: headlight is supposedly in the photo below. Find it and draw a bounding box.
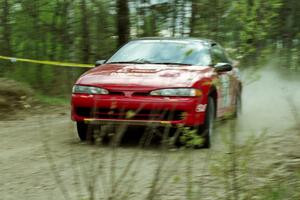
[72,85,109,95]
[150,88,202,97]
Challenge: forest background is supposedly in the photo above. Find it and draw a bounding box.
[0,0,299,96]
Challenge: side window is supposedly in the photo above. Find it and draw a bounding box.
[211,45,230,64]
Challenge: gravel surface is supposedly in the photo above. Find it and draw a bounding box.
[1,67,300,200]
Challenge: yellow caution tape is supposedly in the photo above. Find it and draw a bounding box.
[0,55,93,68]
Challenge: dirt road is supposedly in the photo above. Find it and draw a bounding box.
[1,66,300,200]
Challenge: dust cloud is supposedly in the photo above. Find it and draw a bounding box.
[237,63,300,137]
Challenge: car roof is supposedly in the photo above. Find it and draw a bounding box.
[131,37,217,47]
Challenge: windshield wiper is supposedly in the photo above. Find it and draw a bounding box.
[151,62,191,66]
[107,59,153,64]
[106,60,192,66]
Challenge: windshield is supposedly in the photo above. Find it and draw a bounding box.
[106,40,211,66]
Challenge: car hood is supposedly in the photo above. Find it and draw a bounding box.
[76,64,211,89]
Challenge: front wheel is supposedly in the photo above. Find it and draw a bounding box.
[76,122,93,141]
[200,97,215,148]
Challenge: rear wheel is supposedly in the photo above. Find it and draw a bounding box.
[234,92,242,118]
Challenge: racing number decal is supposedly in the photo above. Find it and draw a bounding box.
[219,74,231,108]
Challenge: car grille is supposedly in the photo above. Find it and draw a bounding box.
[106,90,150,96]
[75,107,184,121]
[109,91,124,96]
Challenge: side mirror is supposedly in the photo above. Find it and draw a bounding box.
[214,62,233,72]
[95,60,106,67]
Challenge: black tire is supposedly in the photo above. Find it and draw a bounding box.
[76,122,93,141]
[234,92,242,118]
[200,97,215,148]
[98,125,113,145]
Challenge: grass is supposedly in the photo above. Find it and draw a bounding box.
[34,93,69,106]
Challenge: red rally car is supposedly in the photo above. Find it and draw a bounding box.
[71,38,242,147]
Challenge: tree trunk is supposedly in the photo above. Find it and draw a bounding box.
[179,0,186,36]
[0,0,12,74]
[116,0,130,47]
[189,0,197,37]
[149,4,157,36]
[80,0,90,63]
[171,0,178,36]
[0,0,12,56]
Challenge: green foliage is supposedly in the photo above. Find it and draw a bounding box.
[0,0,116,95]
[0,0,299,95]
[179,126,203,147]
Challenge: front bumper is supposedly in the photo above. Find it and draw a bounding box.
[71,94,206,126]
